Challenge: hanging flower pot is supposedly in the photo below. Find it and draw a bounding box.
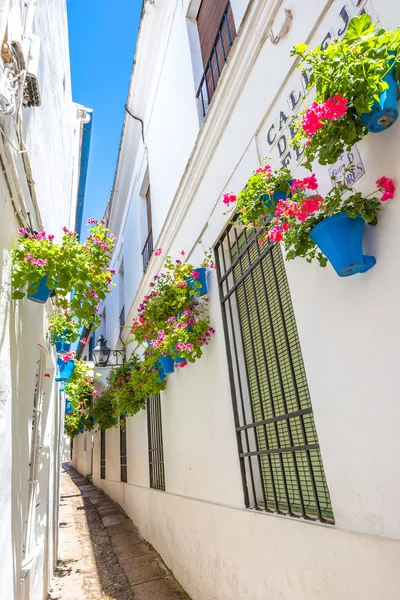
[56,357,75,382]
[360,63,398,132]
[65,399,73,414]
[158,354,175,375]
[185,268,208,296]
[310,213,376,277]
[27,275,54,304]
[154,361,165,382]
[55,331,72,353]
[175,357,187,368]
[263,180,293,216]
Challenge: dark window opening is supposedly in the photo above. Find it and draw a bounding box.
[100,429,106,480]
[120,415,127,483]
[215,222,334,523]
[196,0,236,117]
[147,394,165,491]
[142,185,153,272]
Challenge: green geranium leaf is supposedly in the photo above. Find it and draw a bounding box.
[344,14,374,41]
[12,290,26,300]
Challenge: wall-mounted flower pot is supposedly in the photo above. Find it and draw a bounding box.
[55,332,71,353]
[185,267,208,296]
[175,357,187,368]
[65,400,73,414]
[263,180,293,216]
[360,65,398,132]
[158,354,175,375]
[27,275,54,304]
[310,212,376,277]
[55,358,75,382]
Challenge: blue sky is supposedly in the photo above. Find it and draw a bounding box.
[67,0,142,237]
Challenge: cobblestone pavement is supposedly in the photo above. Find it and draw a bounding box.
[48,463,189,600]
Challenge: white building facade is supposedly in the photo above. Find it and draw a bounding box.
[73,1,400,598]
[0,1,89,598]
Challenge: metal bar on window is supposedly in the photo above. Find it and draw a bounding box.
[142,228,153,273]
[215,218,334,523]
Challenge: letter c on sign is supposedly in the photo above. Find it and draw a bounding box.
[267,123,276,146]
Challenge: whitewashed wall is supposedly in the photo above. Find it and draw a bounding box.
[77,0,400,599]
[0,1,77,599]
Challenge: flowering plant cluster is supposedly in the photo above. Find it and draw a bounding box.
[63,359,96,437]
[130,250,215,364]
[12,218,116,338]
[291,15,400,169]
[47,306,81,345]
[89,390,118,431]
[222,164,292,230]
[263,172,395,266]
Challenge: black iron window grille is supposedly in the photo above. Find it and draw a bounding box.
[100,429,106,480]
[147,394,165,491]
[142,228,153,273]
[196,1,236,118]
[119,306,125,332]
[120,415,127,483]
[215,222,334,523]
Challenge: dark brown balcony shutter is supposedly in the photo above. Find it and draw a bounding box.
[197,0,233,67]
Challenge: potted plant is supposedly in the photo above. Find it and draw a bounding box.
[106,355,166,417]
[291,14,400,169]
[263,171,395,276]
[47,306,81,351]
[222,163,292,231]
[63,359,97,437]
[12,219,116,328]
[130,250,216,369]
[89,390,118,430]
[56,351,76,382]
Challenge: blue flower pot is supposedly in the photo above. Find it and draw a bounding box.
[175,357,187,367]
[158,354,175,375]
[360,64,398,133]
[56,359,75,382]
[78,427,84,434]
[185,267,208,296]
[55,332,71,353]
[310,213,376,277]
[263,180,293,216]
[27,275,54,304]
[65,400,73,414]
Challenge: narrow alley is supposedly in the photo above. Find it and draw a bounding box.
[49,465,188,600]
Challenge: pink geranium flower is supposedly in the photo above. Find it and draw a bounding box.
[154,248,163,256]
[376,176,395,202]
[223,192,237,206]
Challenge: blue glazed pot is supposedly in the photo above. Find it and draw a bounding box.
[65,400,73,414]
[158,354,175,375]
[360,64,398,133]
[175,357,187,368]
[27,275,54,304]
[185,267,207,296]
[56,358,75,382]
[310,213,376,277]
[55,332,71,353]
[263,180,293,216]
[78,428,84,434]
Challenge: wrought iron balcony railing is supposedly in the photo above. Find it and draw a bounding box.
[196,1,235,118]
[142,228,153,273]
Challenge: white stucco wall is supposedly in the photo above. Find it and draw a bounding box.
[0,1,78,599]
[77,0,400,599]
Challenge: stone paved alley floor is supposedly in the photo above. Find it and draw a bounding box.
[48,464,189,600]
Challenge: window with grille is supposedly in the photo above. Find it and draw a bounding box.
[100,429,106,480]
[196,0,236,117]
[215,223,334,523]
[120,415,127,483]
[147,394,165,491]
